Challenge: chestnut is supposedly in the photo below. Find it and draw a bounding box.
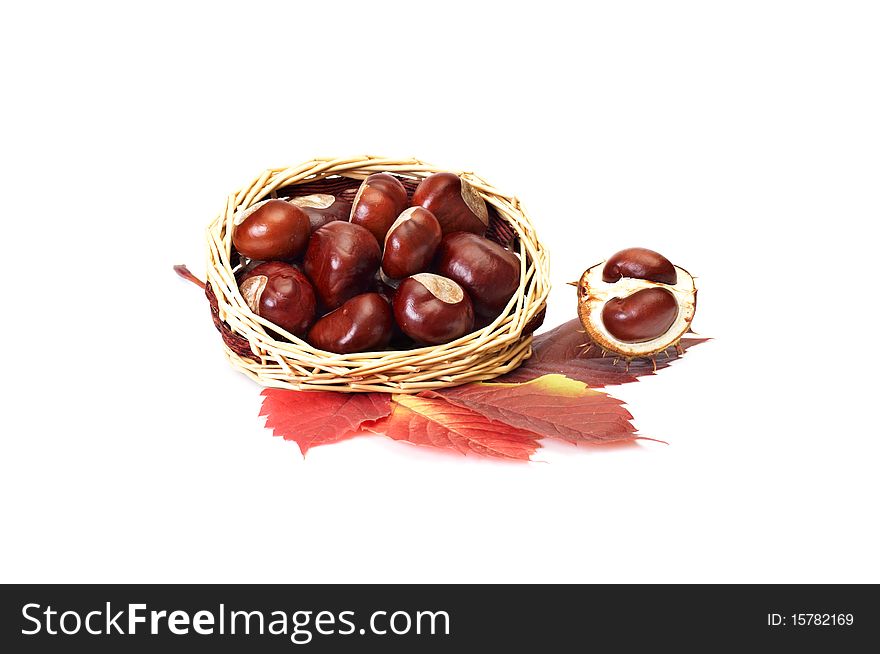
[307,293,393,354]
[435,232,521,318]
[392,273,474,345]
[232,199,310,261]
[238,261,316,336]
[289,193,352,233]
[411,172,489,235]
[349,173,409,244]
[303,221,381,310]
[601,287,679,343]
[381,207,443,279]
[602,247,677,285]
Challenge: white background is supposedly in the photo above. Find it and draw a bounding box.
[1,1,878,583]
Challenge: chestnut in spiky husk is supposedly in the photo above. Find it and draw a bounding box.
[238,261,316,337]
[576,247,696,360]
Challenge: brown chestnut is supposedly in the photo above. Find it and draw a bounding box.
[411,172,489,235]
[381,207,443,279]
[303,221,381,310]
[307,293,393,354]
[601,287,678,343]
[435,232,521,318]
[393,273,474,345]
[349,173,408,244]
[238,261,316,336]
[232,199,310,261]
[289,193,352,233]
[602,247,677,285]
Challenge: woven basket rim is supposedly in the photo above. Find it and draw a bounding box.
[205,155,551,392]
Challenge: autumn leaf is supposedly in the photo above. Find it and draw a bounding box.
[499,318,707,387]
[366,394,542,461]
[427,374,637,444]
[260,389,392,455]
[254,319,703,459]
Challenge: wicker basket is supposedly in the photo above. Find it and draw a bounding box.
[204,155,550,393]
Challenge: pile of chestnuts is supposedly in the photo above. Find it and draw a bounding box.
[232,172,521,354]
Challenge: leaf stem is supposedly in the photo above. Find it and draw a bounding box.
[173,264,206,289]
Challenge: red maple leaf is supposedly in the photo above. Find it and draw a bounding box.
[366,393,541,460]
[260,389,392,455]
[427,374,638,444]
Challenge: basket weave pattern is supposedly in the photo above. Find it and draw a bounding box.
[205,156,550,393]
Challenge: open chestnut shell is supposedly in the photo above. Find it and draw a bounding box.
[577,247,697,359]
[392,273,474,345]
[435,232,521,318]
[349,173,409,244]
[307,293,393,354]
[304,221,381,310]
[232,199,310,261]
[411,172,489,236]
[382,207,443,280]
[238,261,316,337]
